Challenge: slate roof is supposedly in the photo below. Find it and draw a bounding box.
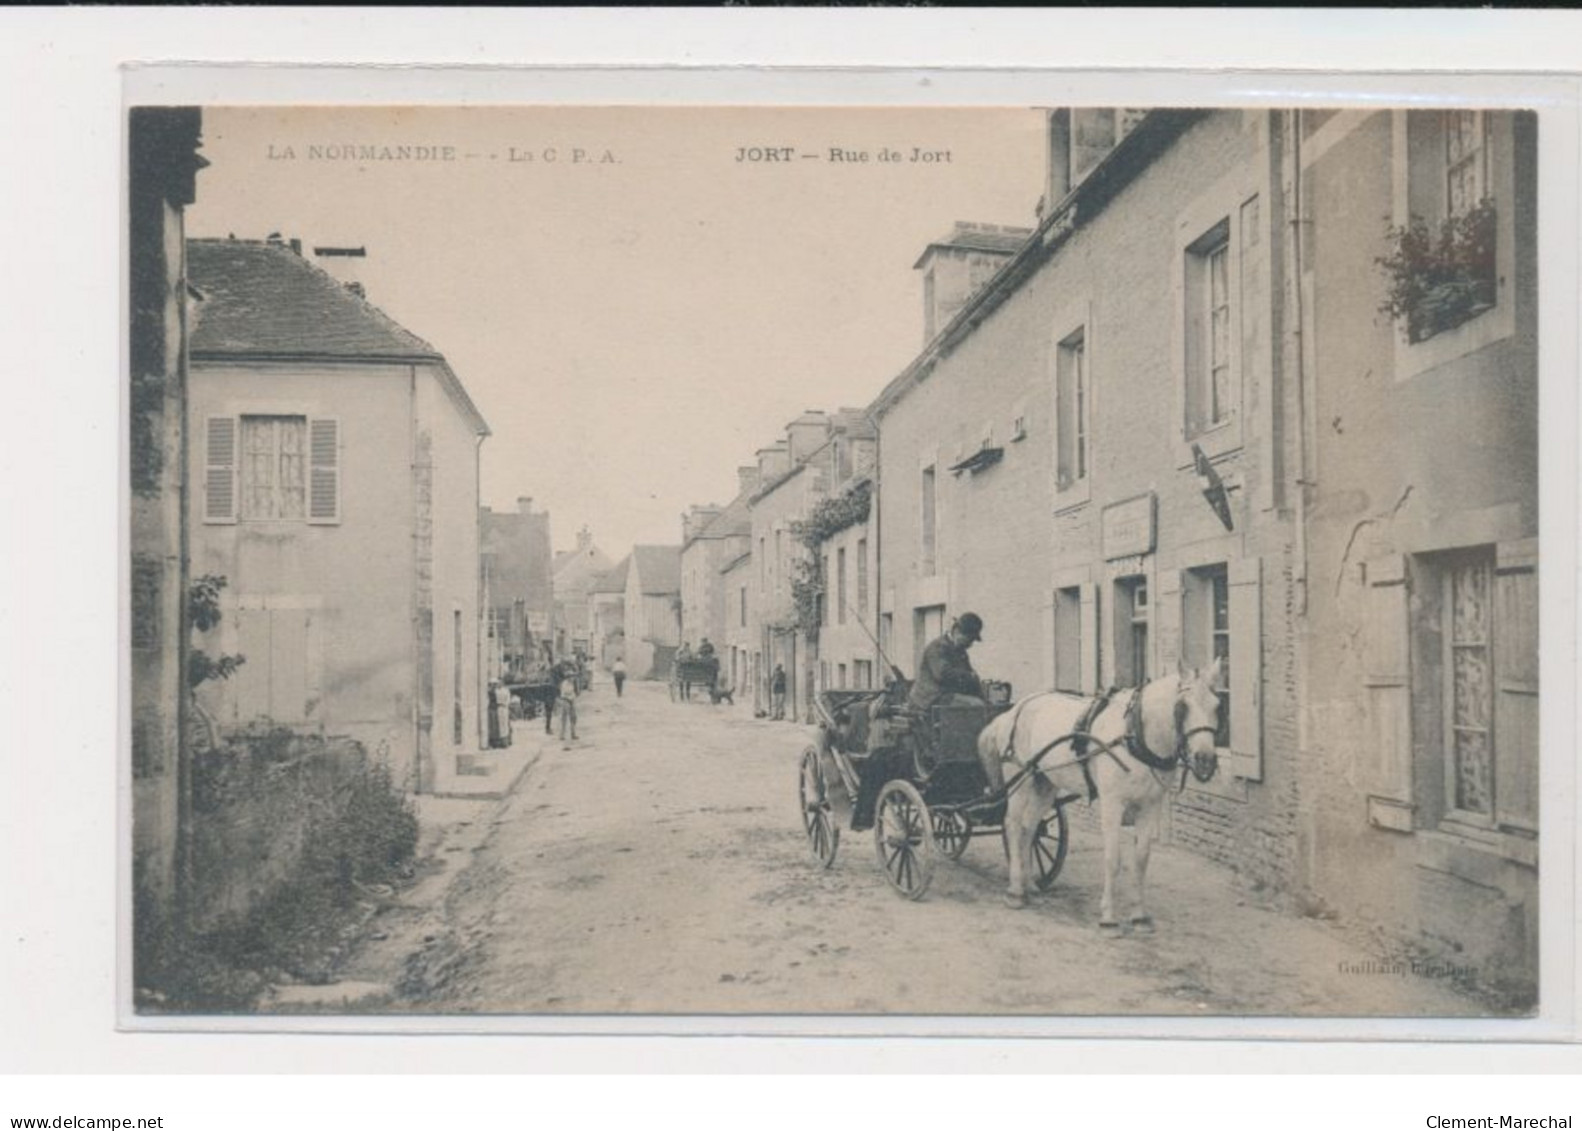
[693,495,750,542]
[630,545,682,595]
[186,237,489,434]
[188,238,438,359]
[591,556,630,595]
[911,222,1033,268]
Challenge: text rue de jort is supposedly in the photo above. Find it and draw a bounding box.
[734,145,953,164]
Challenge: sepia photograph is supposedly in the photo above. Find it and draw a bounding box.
[126,98,1546,1025]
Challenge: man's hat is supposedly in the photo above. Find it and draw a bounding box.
[956,612,984,642]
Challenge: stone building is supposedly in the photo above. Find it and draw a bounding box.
[868,106,1539,1004]
[552,527,613,659]
[128,107,205,956]
[744,415,834,722]
[623,545,683,679]
[186,236,491,793]
[480,496,555,680]
[802,409,880,694]
[678,476,752,661]
[589,556,629,670]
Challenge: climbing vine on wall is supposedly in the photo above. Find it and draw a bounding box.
[790,480,872,550]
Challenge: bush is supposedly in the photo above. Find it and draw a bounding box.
[138,730,419,1013]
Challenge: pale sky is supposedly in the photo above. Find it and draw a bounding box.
[188,106,1047,558]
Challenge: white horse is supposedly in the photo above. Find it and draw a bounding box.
[982,660,1223,930]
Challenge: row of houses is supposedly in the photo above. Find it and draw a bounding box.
[680,106,1539,1002]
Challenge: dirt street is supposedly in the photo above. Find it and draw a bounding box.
[324,679,1483,1018]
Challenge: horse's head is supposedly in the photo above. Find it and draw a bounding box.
[1173,658,1223,783]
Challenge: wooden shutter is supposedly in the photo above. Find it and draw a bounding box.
[1493,539,1538,833]
[1228,555,1263,781]
[1363,554,1414,831]
[203,416,237,523]
[1078,581,1099,693]
[308,417,341,524]
[1155,569,1183,677]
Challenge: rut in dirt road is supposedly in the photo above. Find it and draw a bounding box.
[400,680,1483,1018]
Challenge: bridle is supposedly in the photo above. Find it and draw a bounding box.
[1125,681,1219,790]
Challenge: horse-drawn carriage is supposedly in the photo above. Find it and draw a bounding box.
[797,662,1228,925]
[798,679,1073,901]
[670,654,733,704]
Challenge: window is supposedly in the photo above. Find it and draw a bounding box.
[1053,586,1082,694]
[856,538,869,617]
[1394,111,1516,360]
[740,586,747,628]
[914,605,945,672]
[837,548,847,625]
[1183,564,1232,749]
[854,659,873,690]
[1056,328,1088,491]
[1183,222,1234,438]
[821,553,831,626]
[1445,110,1487,221]
[1114,576,1150,688]
[838,663,847,689]
[243,415,306,519]
[774,530,783,600]
[1370,544,1537,840]
[920,466,937,577]
[1443,550,1493,817]
[204,414,339,523]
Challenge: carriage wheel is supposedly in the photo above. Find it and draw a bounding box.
[799,746,839,869]
[1032,805,1070,892]
[931,809,972,861]
[874,780,935,901]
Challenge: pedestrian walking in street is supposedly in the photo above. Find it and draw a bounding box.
[771,663,787,720]
[612,656,627,698]
[558,665,580,744]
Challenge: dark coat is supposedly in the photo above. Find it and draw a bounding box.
[908,633,983,711]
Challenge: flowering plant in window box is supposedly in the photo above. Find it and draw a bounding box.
[1376,199,1497,344]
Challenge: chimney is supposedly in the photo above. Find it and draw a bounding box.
[1044,108,1072,212]
[915,222,1030,346]
[737,465,762,498]
[517,496,534,514]
[576,526,593,553]
[313,244,368,293]
[786,410,831,465]
[757,441,791,484]
[683,504,723,542]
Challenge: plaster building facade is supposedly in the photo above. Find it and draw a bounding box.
[552,527,613,659]
[1294,108,1539,1001]
[623,545,683,679]
[186,236,491,794]
[589,556,629,670]
[679,470,756,662]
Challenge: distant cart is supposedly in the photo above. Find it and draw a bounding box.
[670,655,732,704]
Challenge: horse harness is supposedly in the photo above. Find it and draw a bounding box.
[1005,683,1214,798]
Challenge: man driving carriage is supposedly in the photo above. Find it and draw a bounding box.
[850,612,992,831]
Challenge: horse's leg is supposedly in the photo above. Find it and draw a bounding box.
[1099,786,1124,932]
[1131,796,1161,932]
[1003,781,1034,909]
